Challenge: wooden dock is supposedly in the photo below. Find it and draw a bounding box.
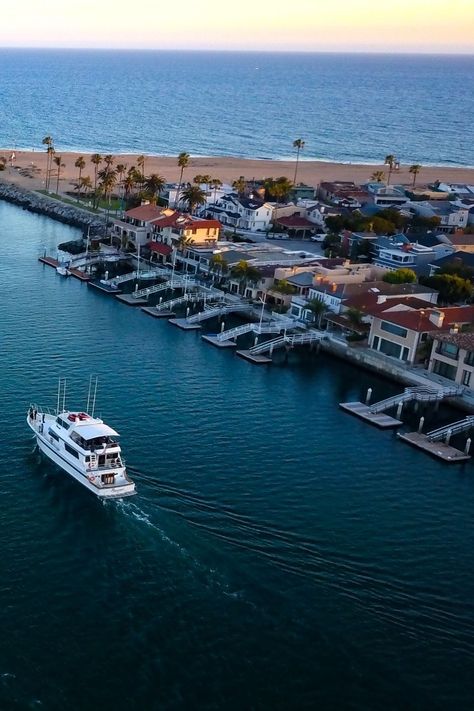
[398,431,470,462]
[201,334,237,348]
[141,307,176,319]
[339,401,402,428]
[68,267,90,282]
[115,293,148,306]
[236,349,272,364]
[168,317,201,330]
[88,280,122,294]
[38,256,59,267]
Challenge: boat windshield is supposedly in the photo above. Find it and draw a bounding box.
[70,432,120,450]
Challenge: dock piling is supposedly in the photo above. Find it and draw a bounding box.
[396,401,404,418]
[445,428,452,446]
[365,388,372,405]
[418,416,425,433]
[221,321,225,333]
[465,438,471,455]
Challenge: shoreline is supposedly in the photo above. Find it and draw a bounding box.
[1,150,474,191]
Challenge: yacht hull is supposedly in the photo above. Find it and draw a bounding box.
[29,419,136,499]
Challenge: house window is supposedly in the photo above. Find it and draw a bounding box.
[372,336,380,350]
[465,351,474,366]
[462,370,472,387]
[380,321,408,338]
[436,341,459,360]
[378,338,404,360]
[432,359,457,381]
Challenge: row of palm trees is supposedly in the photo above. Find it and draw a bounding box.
[371,155,423,187]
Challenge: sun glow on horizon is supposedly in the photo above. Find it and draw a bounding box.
[0,0,473,53]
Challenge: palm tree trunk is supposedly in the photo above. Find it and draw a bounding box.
[293,146,300,185]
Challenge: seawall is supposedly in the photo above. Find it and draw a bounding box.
[0,181,104,233]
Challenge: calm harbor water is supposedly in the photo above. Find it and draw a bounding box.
[2,201,474,710]
[0,50,473,166]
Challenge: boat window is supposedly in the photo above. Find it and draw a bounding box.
[48,428,60,441]
[56,417,70,430]
[64,443,80,459]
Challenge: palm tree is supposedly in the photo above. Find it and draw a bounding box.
[384,154,396,185]
[370,170,386,183]
[267,176,293,203]
[176,152,190,207]
[293,138,305,185]
[230,260,261,295]
[115,163,127,183]
[42,136,54,190]
[409,164,422,188]
[209,253,228,280]
[232,177,246,196]
[79,175,93,198]
[123,172,136,201]
[90,154,102,198]
[209,178,223,204]
[74,157,86,197]
[104,154,115,168]
[306,298,326,327]
[181,184,206,214]
[53,155,65,194]
[98,167,117,204]
[137,155,145,181]
[144,174,166,203]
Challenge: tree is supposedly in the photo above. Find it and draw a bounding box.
[42,135,54,190]
[90,154,102,199]
[209,178,223,204]
[371,216,397,235]
[409,164,422,188]
[384,154,397,185]
[273,279,296,295]
[419,274,473,304]
[74,156,86,189]
[382,268,417,284]
[265,176,293,203]
[230,260,261,294]
[144,174,166,203]
[209,253,228,279]
[371,170,386,183]
[137,155,145,180]
[79,175,92,197]
[293,138,305,185]
[97,167,117,204]
[345,307,364,327]
[181,184,206,214]
[306,298,326,327]
[176,152,190,207]
[232,177,247,196]
[104,154,115,169]
[53,155,65,194]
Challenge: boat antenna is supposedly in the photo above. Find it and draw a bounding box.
[57,377,67,414]
[90,376,99,418]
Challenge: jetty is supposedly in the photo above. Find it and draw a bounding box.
[202,319,294,348]
[170,301,253,330]
[237,331,325,364]
[340,385,460,429]
[398,415,474,462]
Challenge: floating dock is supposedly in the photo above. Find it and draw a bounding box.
[339,402,402,428]
[68,268,90,282]
[168,317,202,330]
[88,279,122,294]
[236,349,272,364]
[201,334,237,348]
[115,293,148,306]
[141,307,176,319]
[38,256,59,267]
[398,432,470,462]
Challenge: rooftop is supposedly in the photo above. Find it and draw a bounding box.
[434,331,474,351]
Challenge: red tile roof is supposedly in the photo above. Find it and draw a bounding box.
[148,241,172,256]
[184,219,221,233]
[125,204,165,221]
[276,215,316,228]
[449,234,474,245]
[374,305,474,332]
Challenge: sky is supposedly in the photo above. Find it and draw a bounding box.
[0,0,473,53]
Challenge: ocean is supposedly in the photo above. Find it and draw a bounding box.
[0,50,472,167]
[1,201,474,709]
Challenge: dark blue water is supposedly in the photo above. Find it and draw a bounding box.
[2,201,474,709]
[0,50,473,166]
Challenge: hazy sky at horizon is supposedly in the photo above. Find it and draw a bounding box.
[0,0,473,53]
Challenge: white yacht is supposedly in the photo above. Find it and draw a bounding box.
[27,380,136,498]
[56,265,70,277]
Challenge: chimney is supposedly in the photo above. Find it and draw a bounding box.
[429,310,445,328]
[377,295,387,304]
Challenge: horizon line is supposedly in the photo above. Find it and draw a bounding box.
[0,46,473,56]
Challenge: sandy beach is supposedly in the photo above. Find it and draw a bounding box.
[1,149,473,193]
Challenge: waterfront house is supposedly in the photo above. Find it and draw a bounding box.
[427,332,474,386]
[428,251,474,276]
[112,204,168,248]
[206,193,274,232]
[318,181,368,207]
[408,200,470,232]
[365,183,409,207]
[367,304,474,364]
[445,233,474,254]
[149,212,221,248]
